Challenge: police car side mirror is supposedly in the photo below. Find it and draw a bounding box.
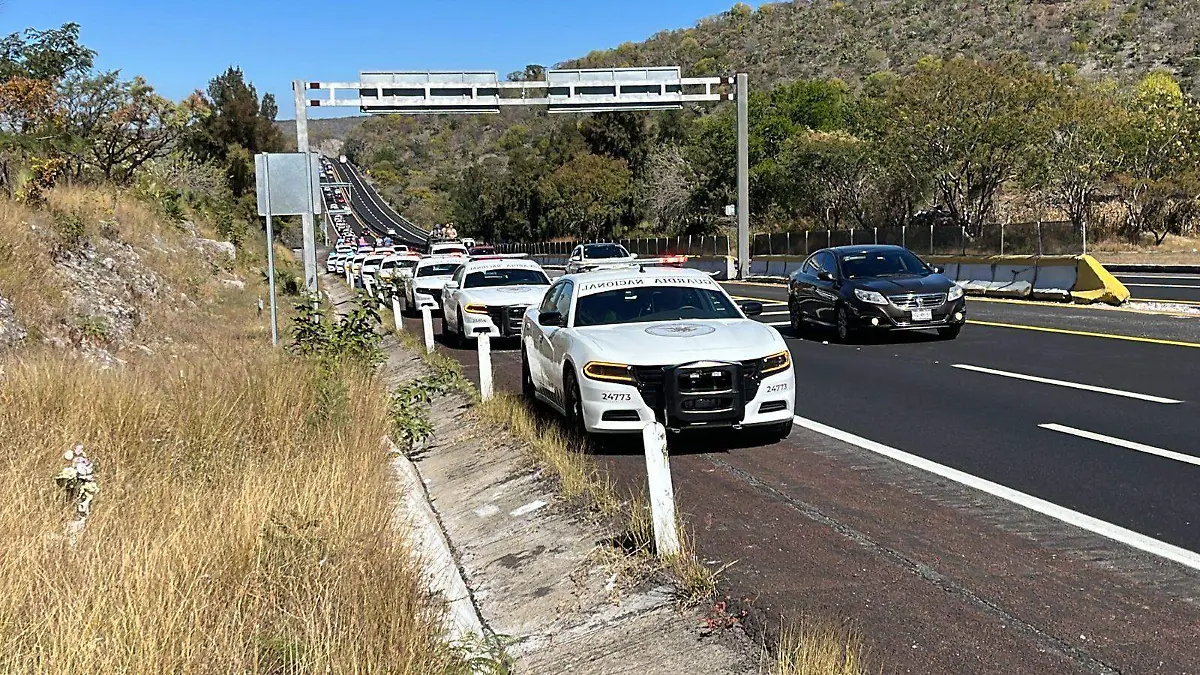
[538,310,562,327]
[738,300,763,316]
[444,281,459,291]
[817,271,836,282]
[630,253,638,259]
[930,265,944,275]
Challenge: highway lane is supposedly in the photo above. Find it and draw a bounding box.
[1115,272,1200,304]
[330,160,428,245]
[408,276,1200,556]
[360,270,1200,671]
[714,284,1200,551]
[722,280,1200,343]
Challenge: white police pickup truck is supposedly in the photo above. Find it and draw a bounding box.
[439,258,551,346]
[520,265,795,439]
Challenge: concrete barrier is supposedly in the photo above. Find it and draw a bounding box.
[927,255,1128,305]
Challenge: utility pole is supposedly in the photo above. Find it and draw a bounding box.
[293,80,318,293]
[736,73,750,280]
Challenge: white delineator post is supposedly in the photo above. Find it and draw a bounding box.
[391,291,404,333]
[642,422,680,557]
[345,266,353,287]
[477,332,493,401]
[421,307,435,353]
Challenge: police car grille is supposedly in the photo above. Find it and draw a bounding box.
[485,305,527,336]
[631,366,667,417]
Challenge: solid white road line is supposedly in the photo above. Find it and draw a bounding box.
[766,321,791,327]
[760,311,790,317]
[1123,283,1200,289]
[1039,423,1200,468]
[792,414,1200,571]
[952,364,1183,404]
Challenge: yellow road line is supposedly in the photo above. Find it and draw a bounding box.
[967,320,1200,348]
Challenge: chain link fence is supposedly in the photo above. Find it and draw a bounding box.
[751,222,1081,257]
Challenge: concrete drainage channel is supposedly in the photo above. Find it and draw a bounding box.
[324,280,758,673]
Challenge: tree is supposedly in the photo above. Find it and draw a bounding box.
[640,143,695,232]
[1022,77,1123,240]
[870,57,1057,235]
[1112,72,1200,244]
[0,22,94,196]
[538,154,632,240]
[0,23,94,82]
[185,67,284,196]
[59,71,200,183]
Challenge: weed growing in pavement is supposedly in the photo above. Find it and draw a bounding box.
[390,371,462,452]
[771,618,869,675]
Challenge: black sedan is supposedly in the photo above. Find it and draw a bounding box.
[787,245,966,341]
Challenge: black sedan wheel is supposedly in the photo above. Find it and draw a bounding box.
[835,305,854,343]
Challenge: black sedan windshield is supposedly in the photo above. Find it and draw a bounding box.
[840,250,930,279]
[464,268,549,288]
[575,287,740,327]
[583,244,629,259]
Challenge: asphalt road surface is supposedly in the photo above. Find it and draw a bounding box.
[1114,272,1200,304]
[327,160,428,244]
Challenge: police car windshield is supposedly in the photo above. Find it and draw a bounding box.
[574,287,740,327]
[417,263,461,277]
[464,268,549,288]
[583,244,628,259]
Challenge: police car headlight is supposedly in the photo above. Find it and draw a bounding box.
[465,303,489,315]
[583,361,634,383]
[761,350,791,376]
[948,285,964,301]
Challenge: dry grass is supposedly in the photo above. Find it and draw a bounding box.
[478,393,620,515]
[0,346,466,672]
[770,619,870,675]
[0,192,469,673]
[477,393,720,605]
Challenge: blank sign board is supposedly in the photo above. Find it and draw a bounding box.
[255,153,322,216]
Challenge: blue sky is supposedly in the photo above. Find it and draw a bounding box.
[3,0,752,119]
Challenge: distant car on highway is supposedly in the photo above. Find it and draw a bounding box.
[565,242,638,274]
[468,245,498,257]
[521,265,794,439]
[787,245,966,341]
[439,258,552,346]
[402,257,464,314]
[429,241,469,258]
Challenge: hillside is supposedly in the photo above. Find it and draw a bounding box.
[567,0,1200,92]
[321,0,1200,244]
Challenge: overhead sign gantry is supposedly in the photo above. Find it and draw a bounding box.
[291,67,751,284]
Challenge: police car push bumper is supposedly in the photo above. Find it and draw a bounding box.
[578,358,794,433]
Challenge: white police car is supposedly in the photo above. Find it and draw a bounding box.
[401,256,464,315]
[520,265,794,439]
[564,242,638,274]
[439,258,551,346]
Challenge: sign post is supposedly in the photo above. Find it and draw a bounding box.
[255,152,323,345]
